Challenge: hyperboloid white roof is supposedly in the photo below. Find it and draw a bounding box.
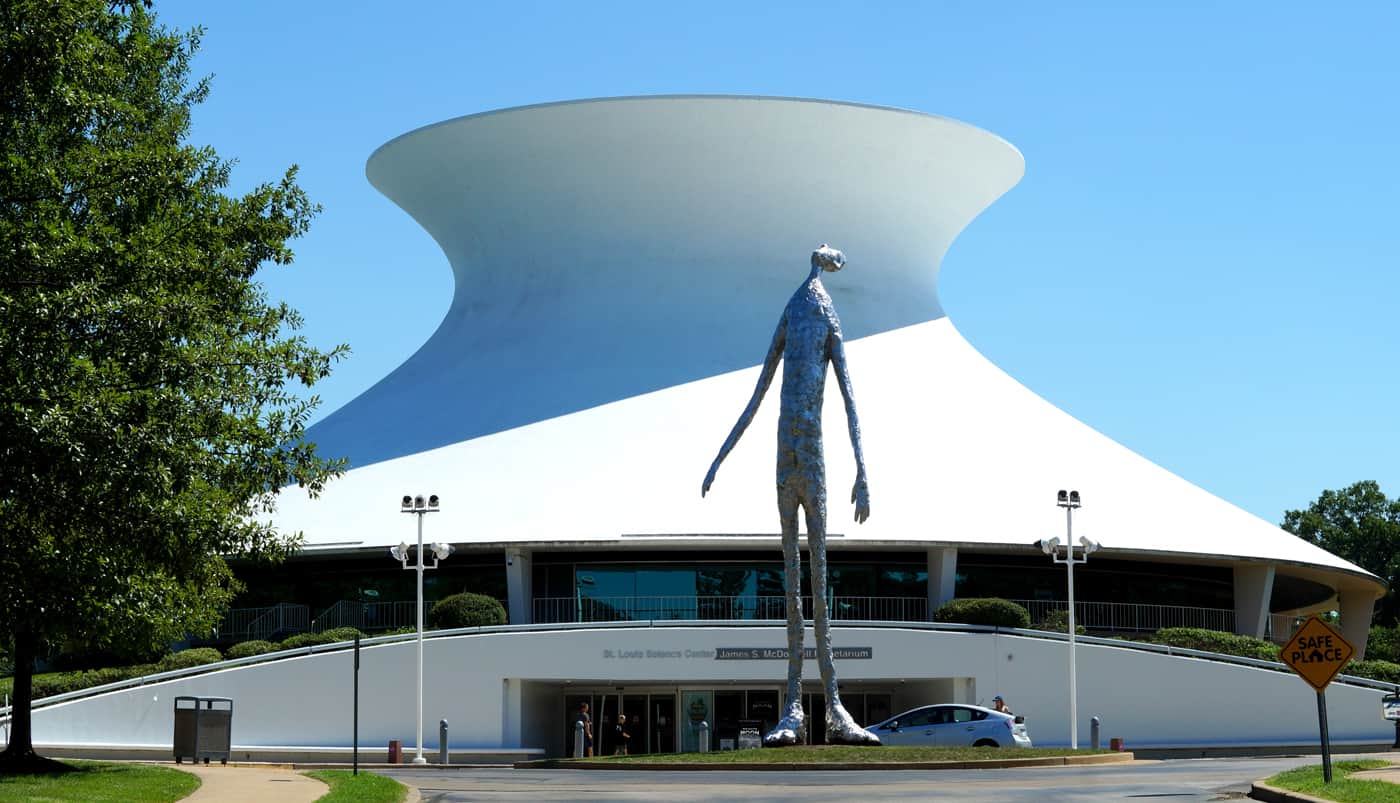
[269,96,1381,599]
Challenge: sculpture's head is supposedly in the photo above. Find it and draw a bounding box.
[811,243,846,273]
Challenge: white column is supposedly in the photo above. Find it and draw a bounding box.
[1338,588,1375,660]
[927,547,958,620]
[506,548,533,625]
[1232,564,1275,638]
[501,678,523,747]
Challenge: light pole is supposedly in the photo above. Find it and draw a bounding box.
[1039,489,1098,750]
[393,493,454,765]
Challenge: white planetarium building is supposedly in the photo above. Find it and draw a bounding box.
[18,97,1392,759]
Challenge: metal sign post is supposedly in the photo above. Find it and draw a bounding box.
[1280,616,1355,784]
[353,635,361,776]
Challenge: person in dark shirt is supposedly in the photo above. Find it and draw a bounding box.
[614,713,631,755]
[575,702,593,756]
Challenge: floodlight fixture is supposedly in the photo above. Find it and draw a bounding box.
[1047,487,1098,749]
[392,492,449,765]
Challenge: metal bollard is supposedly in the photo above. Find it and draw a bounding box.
[1090,716,1100,750]
[439,719,449,764]
[574,720,585,758]
[698,721,710,753]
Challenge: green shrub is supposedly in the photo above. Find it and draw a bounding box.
[227,640,277,660]
[279,632,335,650]
[380,626,418,637]
[1149,628,1280,660]
[157,648,224,672]
[933,598,1031,629]
[1034,608,1086,636]
[1345,659,1400,684]
[319,627,366,643]
[1365,626,1400,664]
[429,592,507,629]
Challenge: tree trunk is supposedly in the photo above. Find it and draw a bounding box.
[0,628,68,772]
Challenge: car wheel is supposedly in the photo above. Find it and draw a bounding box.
[973,739,1000,748]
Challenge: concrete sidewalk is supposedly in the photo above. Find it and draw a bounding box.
[172,763,328,803]
[164,762,424,803]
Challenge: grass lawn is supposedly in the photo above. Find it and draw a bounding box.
[0,760,199,802]
[302,769,408,803]
[1265,760,1400,803]
[553,745,1112,764]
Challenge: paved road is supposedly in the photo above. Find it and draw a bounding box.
[384,753,1390,802]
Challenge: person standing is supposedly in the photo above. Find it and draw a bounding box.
[992,695,1013,715]
[574,701,594,757]
[614,713,631,756]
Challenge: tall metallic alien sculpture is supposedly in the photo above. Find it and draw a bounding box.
[702,244,880,747]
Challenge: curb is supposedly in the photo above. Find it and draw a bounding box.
[516,751,1136,771]
[1248,781,1335,803]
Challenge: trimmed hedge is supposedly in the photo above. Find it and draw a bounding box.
[320,627,366,643]
[156,648,223,672]
[278,628,365,650]
[1346,659,1400,684]
[933,598,1031,629]
[227,640,277,660]
[428,592,507,629]
[1147,628,1280,661]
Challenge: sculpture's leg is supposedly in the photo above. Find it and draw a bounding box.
[764,488,806,747]
[807,498,881,746]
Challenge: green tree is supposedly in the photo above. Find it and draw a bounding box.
[0,1,345,770]
[1282,481,1400,626]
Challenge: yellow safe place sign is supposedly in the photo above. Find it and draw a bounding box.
[1280,616,1355,692]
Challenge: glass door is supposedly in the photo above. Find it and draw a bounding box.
[649,694,676,754]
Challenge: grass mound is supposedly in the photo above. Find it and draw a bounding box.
[0,760,199,802]
[1263,760,1398,803]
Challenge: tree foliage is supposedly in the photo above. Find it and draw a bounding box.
[1282,481,1400,625]
[0,0,345,767]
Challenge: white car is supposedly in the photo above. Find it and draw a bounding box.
[870,704,1032,748]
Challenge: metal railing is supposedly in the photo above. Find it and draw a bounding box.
[310,600,419,634]
[1009,598,1235,634]
[219,603,310,642]
[533,595,928,624]
[1264,614,1310,643]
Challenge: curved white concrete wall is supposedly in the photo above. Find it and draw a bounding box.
[27,627,1395,752]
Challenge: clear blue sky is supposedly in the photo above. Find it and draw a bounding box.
[156,1,1398,525]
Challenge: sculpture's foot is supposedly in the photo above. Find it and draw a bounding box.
[826,702,881,746]
[763,704,805,747]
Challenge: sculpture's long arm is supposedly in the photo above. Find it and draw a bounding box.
[702,315,785,496]
[831,332,870,522]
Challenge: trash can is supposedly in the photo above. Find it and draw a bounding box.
[173,696,233,765]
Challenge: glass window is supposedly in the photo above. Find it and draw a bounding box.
[950,708,976,723]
